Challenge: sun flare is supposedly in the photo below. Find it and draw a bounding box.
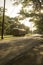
[19,18,36,31]
[41,9,43,13]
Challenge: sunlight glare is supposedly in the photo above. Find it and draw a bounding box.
[19,18,36,31]
[41,9,43,13]
[5,3,22,17]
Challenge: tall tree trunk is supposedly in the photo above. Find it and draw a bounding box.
[1,0,5,39]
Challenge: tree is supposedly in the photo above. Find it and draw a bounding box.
[12,0,43,34]
[1,0,6,39]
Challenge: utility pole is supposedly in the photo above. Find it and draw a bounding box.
[1,0,5,39]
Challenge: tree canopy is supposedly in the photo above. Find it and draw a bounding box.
[12,0,43,34]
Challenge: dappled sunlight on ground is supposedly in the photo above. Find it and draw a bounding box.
[0,35,43,65]
[11,43,43,65]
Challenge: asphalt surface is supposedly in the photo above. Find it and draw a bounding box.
[0,35,43,65]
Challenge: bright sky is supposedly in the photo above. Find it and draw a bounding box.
[0,0,36,31]
[0,0,22,17]
[19,18,36,31]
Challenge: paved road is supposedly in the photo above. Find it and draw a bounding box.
[0,35,42,65]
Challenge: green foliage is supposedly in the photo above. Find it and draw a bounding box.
[0,0,43,35]
[5,20,30,35]
[0,15,30,35]
[12,0,43,34]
